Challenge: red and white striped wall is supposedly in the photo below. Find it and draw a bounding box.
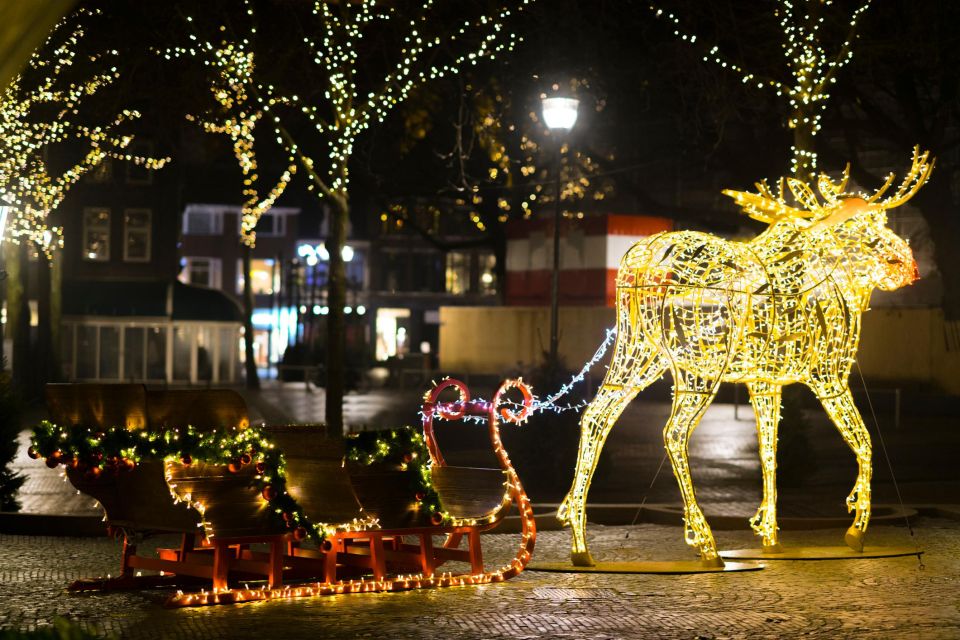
[505,214,673,307]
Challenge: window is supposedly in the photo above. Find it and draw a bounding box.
[179,257,222,289]
[82,208,110,261]
[236,258,278,295]
[446,251,471,294]
[126,141,154,185]
[123,209,151,262]
[252,212,286,237]
[479,252,497,295]
[86,159,112,184]
[183,209,223,235]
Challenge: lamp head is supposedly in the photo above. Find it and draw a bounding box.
[541,96,579,131]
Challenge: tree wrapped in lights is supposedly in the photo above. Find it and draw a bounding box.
[651,0,871,178]
[558,149,932,566]
[168,0,534,431]
[0,9,168,387]
[172,23,297,390]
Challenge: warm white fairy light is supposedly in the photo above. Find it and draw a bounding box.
[651,0,872,178]
[0,9,170,255]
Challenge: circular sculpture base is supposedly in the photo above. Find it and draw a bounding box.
[720,546,922,561]
[527,560,763,574]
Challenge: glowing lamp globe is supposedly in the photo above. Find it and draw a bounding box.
[541,97,579,131]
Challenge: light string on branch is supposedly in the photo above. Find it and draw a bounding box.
[649,0,872,178]
[1,8,170,255]
[164,0,533,236]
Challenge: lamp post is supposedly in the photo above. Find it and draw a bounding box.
[0,205,8,371]
[540,96,579,369]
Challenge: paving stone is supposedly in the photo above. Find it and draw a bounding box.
[0,521,956,639]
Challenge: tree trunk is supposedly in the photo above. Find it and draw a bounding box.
[792,111,817,179]
[35,245,52,386]
[325,196,348,438]
[241,243,260,390]
[9,243,30,395]
[50,249,61,380]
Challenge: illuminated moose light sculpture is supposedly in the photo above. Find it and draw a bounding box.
[558,149,933,566]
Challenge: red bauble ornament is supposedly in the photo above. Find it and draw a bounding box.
[415,492,425,502]
[320,540,334,553]
[281,511,293,522]
[430,512,444,526]
[402,453,413,463]
[45,457,59,469]
[27,447,40,460]
[67,458,80,470]
[240,453,252,465]
[262,486,277,501]
[121,459,136,472]
[293,527,308,541]
[254,462,266,474]
[180,454,192,466]
[92,452,104,462]
[227,461,241,473]
[85,467,102,480]
[50,450,63,461]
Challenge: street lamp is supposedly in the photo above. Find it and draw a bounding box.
[541,95,579,369]
[0,204,9,371]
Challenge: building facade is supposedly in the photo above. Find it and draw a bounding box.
[57,154,243,384]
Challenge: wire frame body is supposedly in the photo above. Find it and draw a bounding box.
[559,155,928,565]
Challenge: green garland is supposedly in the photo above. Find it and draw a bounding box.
[346,426,446,522]
[30,422,447,542]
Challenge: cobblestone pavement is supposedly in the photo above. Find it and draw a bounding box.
[0,520,956,639]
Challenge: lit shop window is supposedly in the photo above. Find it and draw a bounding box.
[236,258,278,295]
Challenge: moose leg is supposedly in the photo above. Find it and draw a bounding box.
[663,373,721,563]
[559,384,638,566]
[747,381,783,551]
[812,384,872,551]
[558,290,664,566]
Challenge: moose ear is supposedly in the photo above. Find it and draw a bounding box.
[809,197,871,231]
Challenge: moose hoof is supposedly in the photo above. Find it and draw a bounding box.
[844,526,865,552]
[761,543,784,554]
[571,551,595,567]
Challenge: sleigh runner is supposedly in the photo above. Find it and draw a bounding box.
[35,379,536,607]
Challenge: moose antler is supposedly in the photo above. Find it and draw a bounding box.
[723,147,934,226]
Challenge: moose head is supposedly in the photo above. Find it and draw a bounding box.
[724,147,933,294]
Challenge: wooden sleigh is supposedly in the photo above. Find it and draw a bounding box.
[164,378,536,607]
[45,379,536,607]
[45,383,250,592]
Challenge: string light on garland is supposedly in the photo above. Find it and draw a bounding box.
[558,149,932,566]
[650,0,872,178]
[0,9,170,255]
